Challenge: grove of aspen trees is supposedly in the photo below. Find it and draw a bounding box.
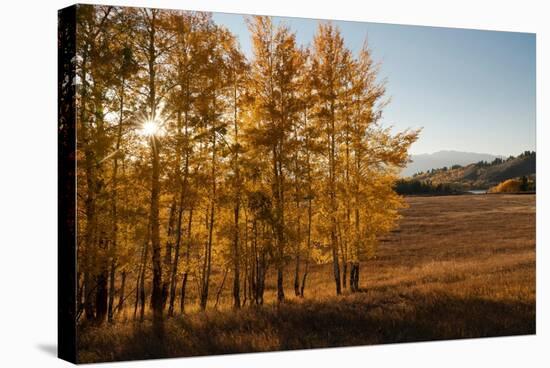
[75,5,419,334]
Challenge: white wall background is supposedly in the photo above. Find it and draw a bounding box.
[0,0,546,366]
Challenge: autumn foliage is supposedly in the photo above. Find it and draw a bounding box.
[488,174,535,193]
[73,4,419,332]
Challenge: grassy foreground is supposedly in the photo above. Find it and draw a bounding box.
[78,194,535,363]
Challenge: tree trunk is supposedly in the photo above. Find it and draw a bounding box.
[79,50,96,323]
[139,240,148,322]
[273,147,285,303]
[251,218,258,304]
[342,258,347,290]
[200,129,216,311]
[162,199,176,310]
[293,171,301,297]
[257,224,267,305]
[242,207,249,307]
[83,272,94,321]
[233,201,241,308]
[169,106,191,316]
[134,237,148,321]
[145,9,164,337]
[168,200,183,317]
[349,262,356,293]
[149,135,163,335]
[300,197,313,297]
[180,272,188,314]
[107,266,116,323]
[215,269,229,309]
[294,250,300,296]
[329,105,341,295]
[108,81,124,323]
[180,207,193,314]
[349,262,360,292]
[331,231,342,295]
[258,249,267,305]
[133,267,140,319]
[232,78,241,309]
[95,263,108,324]
[354,263,360,291]
[300,110,312,298]
[116,270,126,314]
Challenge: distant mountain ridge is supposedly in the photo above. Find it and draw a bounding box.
[402,150,503,177]
[408,151,536,190]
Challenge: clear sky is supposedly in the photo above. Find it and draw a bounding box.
[212,12,536,156]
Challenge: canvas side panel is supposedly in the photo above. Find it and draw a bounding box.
[58,4,77,364]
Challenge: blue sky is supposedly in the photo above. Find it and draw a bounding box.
[212,12,536,156]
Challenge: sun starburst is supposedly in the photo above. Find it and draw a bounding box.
[139,118,165,137]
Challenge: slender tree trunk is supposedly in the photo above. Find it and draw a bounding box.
[349,264,355,292]
[300,196,313,297]
[108,80,125,323]
[273,147,285,303]
[259,247,267,305]
[139,261,146,321]
[134,238,148,321]
[242,207,249,306]
[343,262,348,289]
[80,52,96,323]
[356,263,360,291]
[83,272,94,321]
[329,108,341,295]
[337,222,347,291]
[92,94,109,324]
[168,200,183,317]
[233,201,241,308]
[116,270,126,314]
[169,107,190,316]
[149,135,163,334]
[180,207,193,314]
[145,10,164,337]
[200,128,216,311]
[293,193,301,297]
[330,142,342,295]
[162,199,176,310]
[300,108,312,298]
[83,158,98,321]
[294,241,300,297]
[351,205,360,292]
[107,252,117,322]
[214,269,229,309]
[138,238,149,322]
[251,218,258,304]
[133,265,141,319]
[180,273,188,313]
[232,78,241,309]
[95,257,108,324]
[331,231,341,295]
[293,128,301,297]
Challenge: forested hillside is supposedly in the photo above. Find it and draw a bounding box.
[402,150,501,177]
[410,151,535,190]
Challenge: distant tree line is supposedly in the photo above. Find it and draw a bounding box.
[412,151,536,178]
[393,179,459,195]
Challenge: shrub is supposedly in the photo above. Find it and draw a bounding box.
[488,179,521,193]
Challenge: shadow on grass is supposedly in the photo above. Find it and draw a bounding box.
[78,292,535,363]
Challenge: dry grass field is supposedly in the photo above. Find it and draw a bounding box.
[78,194,535,363]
